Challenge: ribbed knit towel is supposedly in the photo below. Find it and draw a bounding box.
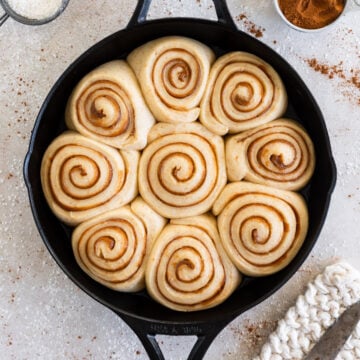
[254,262,360,360]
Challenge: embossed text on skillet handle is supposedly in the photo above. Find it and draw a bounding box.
[117,311,231,360]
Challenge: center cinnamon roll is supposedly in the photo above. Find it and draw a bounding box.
[138,122,227,218]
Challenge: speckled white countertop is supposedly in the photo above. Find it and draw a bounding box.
[1,1,359,359]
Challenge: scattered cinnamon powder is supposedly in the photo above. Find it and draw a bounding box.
[278,0,345,29]
[305,57,360,105]
[306,58,346,79]
[236,13,265,38]
[230,319,276,348]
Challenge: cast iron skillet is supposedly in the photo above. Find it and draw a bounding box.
[23,0,337,358]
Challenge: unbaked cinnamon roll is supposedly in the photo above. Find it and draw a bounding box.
[138,122,227,218]
[145,214,241,311]
[226,119,315,190]
[127,36,215,123]
[200,51,287,135]
[213,182,308,276]
[65,60,155,150]
[72,197,167,291]
[41,131,139,226]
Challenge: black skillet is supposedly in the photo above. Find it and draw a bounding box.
[23,0,337,359]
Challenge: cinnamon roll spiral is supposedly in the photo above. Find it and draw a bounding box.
[213,182,308,276]
[200,52,287,135]
[65,60,155,150]
[145,214,241,311]
[127,36,215,123]
[138,122,227,218]
[226,119,315,190]
[72,197,167,291]
[41,131,139,226]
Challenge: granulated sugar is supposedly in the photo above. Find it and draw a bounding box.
[6,0,63,20]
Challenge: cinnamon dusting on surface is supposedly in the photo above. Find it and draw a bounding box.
[306,58,346,79]
[236,13,265,38]
[230,319,277,349]
[278,0,345,29]
[305,57,360,105]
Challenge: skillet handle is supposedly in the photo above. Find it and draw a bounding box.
[0,12,9,26]
[127,0,237,29]
[118,312,230,360]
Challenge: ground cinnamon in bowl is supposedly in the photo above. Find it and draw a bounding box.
[277,0,345,30]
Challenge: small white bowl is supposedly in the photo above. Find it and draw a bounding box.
[273,0,351,33]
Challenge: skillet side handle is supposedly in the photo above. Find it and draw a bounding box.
[212,0,237,29]
[127,0,152,28]
[0,12,9,26]
[118,312,230,360]
[127,0,237,29]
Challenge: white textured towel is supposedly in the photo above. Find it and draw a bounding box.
[254,262,360,360]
